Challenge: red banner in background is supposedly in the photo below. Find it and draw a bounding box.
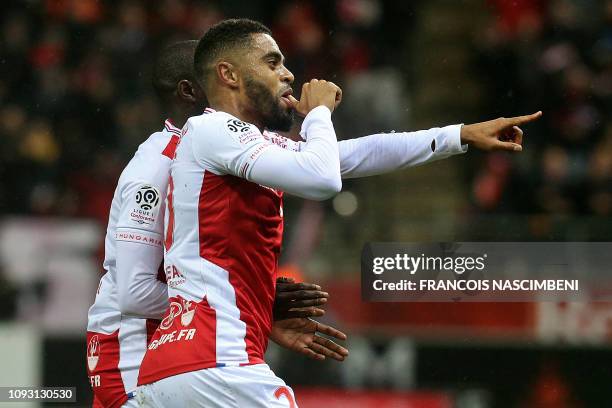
[326,280,535,338]
[325,280,612,344]
[294,388,452,408]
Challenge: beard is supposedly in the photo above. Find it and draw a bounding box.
[245,76,294,132]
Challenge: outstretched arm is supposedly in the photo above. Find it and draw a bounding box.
[337,111,542,179]
[284,111,541,179]
[338,125,465,178]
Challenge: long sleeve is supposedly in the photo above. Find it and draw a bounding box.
[248,106,342,200]
[115,232,168,318]
[337,124,467,179]
[115,180,169,319]
[190,106,342,201]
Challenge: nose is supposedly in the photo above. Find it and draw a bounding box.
[280,65,294,84]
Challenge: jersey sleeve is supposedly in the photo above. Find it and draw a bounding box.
[190,107,342,200]
[189,115,273,179]
[336,124,467,178]
[114,168,169,318]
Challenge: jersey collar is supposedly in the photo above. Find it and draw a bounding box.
[164,119,181,135]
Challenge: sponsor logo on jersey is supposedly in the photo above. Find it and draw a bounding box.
[164,265,186,288]
[159,298,195,330]
[89,375,100,387]
[149,298,197,350]
[181,299,195,327]
[116,231,163,247]
[87,335,100,371]
[147,328,197,350]
[159,301,182,330]
[130,185,161,225]
[263,131,290,149]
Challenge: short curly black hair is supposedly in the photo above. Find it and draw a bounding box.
[194,18,272,85]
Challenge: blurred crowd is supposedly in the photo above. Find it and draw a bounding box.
[1,0,610,225]
[0,0,410,225]
[472,0,612,216]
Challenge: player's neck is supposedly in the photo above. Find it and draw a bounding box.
[166,102,202,129]
[208,93,264,132]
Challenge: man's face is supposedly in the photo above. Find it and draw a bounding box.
[240,33,295,131]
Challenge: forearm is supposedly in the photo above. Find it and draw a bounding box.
[338,124,467,179]
[116,229,168,319]
[249,106,341,200]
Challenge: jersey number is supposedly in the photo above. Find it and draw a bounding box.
[274,386,296,408]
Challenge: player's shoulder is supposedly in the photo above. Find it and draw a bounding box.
[119,130,170,183]
[139,130,172,152]
[187,110,257,134]
[132,130,171,163]
[186,109,261,149]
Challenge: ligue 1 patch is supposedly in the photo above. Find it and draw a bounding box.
[226,119,259,144]
[136,185,160,210]
[129,184,161,225]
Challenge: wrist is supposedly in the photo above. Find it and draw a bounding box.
[460,124,473,145]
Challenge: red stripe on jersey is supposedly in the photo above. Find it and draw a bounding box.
[86,330,128,408]
[198,171,283,364]
[161,134,180,159]
[164,176,175,251]
[137,296,217,386]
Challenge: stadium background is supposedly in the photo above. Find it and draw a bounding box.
[0,0,611,407]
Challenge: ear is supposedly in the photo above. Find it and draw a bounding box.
[217,61,240,89]
[176,79,197,103]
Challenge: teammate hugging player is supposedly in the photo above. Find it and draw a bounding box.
[135,19,540,408]
[85,41,342,408]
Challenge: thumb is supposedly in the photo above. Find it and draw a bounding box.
[287,95,300,108]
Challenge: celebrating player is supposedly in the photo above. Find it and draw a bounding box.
[135,19,540,407]
[85,41,340,408]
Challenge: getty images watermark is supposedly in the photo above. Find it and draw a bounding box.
[361,243,612,302]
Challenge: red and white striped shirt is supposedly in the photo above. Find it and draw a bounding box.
[138,106,341,384]
[138,106,467,385]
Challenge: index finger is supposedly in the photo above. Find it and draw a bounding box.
[311,336,349,360]
[508,111,542,126]
[314,321,348,341]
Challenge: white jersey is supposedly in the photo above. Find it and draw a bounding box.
[86,119,181,408]
[138,105,466,386]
